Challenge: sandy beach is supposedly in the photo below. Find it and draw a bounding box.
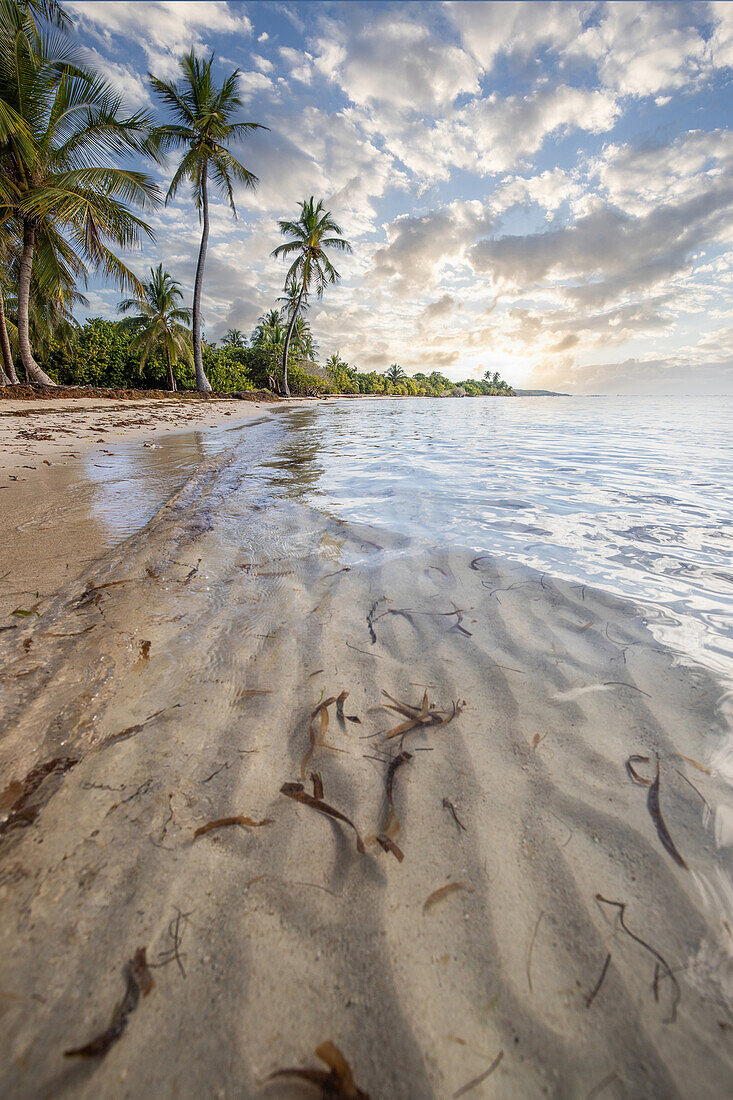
[0,392,313,608]
[1,404,732,1098]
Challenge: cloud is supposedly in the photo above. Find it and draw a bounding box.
[67,0,252,75]
[572,2,709,98]
[387,83,619,181]
[593,129,733,215]
[446,1,585,71]
[370,201,492,295]
[314,11,480,112]
[469,183,733,307]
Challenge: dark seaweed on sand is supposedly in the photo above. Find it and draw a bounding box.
[269,1040,370,1098]
[193,815,273,838]
[442,798,467,832]
[626,755,687,868]
[648,758,688,869]
[281,778,365,854]
[595,894,680,1023]
[0,756,78,834]
[625,754,652,786]
[376,833,404,861]
[65,947,154,1057]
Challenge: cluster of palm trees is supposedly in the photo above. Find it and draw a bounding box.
[0,0,351,394]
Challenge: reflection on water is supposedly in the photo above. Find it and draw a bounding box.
[82,419,277,547]
[256,396,733,677]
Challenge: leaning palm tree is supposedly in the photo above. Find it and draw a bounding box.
[271,197,351,397]
[150,52,266,392]
[118,264,192,391]
[385,363,405,384]
[0,3,160,384]
[222,328,245,347]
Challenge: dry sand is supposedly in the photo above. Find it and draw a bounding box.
[1,419,732,1098]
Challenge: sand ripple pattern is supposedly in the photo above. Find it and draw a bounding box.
[0,424,732,1098]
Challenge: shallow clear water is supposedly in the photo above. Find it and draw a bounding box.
[256,396,733,677]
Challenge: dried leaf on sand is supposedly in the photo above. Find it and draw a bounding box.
[381,750,412,840]
[300,696,340,778]
[382,689,463,740]
[269,1040,370,1098]
[281,779,365,855]
[376,833,404,861]
[423,881,468,913]
[193,815,273,839]
[453,1050,504,1097]
[65,947,153,1057]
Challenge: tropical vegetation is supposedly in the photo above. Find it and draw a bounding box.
[0,1,515,400]
[271,196,351,396]
[118,264,192,391]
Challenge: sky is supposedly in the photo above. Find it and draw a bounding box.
[64,0,733,394]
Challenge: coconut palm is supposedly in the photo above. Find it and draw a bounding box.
[0,2,160,384]
[385,363,405,384]
[292,314,317,361]
[118,264,192,391]
[222,327,245,347]
[250,308,286,349]
[271,196,351,397]
[150,51,266,392]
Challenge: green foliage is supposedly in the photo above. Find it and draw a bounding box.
[44,317,170,387]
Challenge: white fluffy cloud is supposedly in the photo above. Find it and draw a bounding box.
[67,1,252,75]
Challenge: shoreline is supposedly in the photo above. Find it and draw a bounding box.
[1,399,731,1097]
[0,436,730,1096]
[0,392,310,611]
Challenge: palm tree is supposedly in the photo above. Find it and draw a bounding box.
[118,264,192,391]
[250,308,285,348]
[222,327,245,347]
[150,51,266,392]
[292,314,317,361]
[0,2,160,384]
[385,363,405,384]
[271,196,351,397]
[0,232,18,383]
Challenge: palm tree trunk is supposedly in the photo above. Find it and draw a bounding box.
[191,164,212,393]
[0,294,17,384]
[281,281,306,398]
[165,344,177,392]
[18,223,55,387]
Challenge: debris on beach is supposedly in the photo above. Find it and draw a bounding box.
[625,754,687,869]
[423,881,469,913]
[269,1040,370,1098]
[193,815,273,839]
[647,758,688,869]
[453,1049,504,1097]
[442,798,467,832]
[376,833,404,861]
[595,894,680,1023]
[300,695,342,778]
[336,690,349,719]
[65,947,154,1057]
[382,750,412,840]
[0,756,79,835]
[382,689,463,740]
[584,953,612,1009]
[281,775,365,855]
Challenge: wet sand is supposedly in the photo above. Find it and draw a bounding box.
[1,426,732,1098]
[0,395,308,607]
